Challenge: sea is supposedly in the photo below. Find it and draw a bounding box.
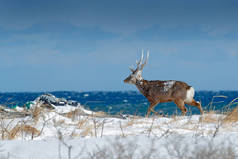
[0,91,238,116]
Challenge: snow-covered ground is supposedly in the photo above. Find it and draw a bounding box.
[0,104,238,159]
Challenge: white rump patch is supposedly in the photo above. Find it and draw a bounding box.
[163,80,175,92]
[185,87,195,103]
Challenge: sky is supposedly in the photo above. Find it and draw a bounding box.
[0,0,238,92]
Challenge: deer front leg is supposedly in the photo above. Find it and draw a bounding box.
[174,99,187,115]
[146,102,157,118]
[186,99,204,115]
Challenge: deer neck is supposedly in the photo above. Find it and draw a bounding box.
[135,79,149,96]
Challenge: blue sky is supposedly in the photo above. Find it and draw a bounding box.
[0,0,238,92]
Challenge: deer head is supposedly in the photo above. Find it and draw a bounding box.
[124,51,149,84]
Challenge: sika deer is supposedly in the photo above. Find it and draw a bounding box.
[124,51,203,117]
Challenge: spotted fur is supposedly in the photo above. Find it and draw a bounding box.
[127,78,203,117]
[124,52,203,117]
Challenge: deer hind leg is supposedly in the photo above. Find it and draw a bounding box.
[186,99,204,115]
[146,102,157,118]
[174,99,187,115]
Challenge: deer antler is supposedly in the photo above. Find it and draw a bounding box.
[134,50,144,72]
[140,51,149,71]
[129,50,149,72]
[136,50,144,66]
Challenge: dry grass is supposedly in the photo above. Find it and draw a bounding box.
[64,108,83,121]
[89,111,111,119]
[224,105,238,122]
[124,120,149,128]
[201,111,221,123]
[0,118,15,140]
[80,125,93,137]
[30,106,45,124]
[77,117,90,129]
[1,97,238,141]
[123,116,147,128]
[93,111,108,117]
[65,109,108,121]
[8,124,40,140]
[65,110,77,119]
[166,114,182,125]
[54,119,66,127]
[70,131,80,137]
[123,118,136,128]
[85,136,237,159]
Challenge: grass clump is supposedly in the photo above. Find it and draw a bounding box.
[9,124,40,140]
[224,105,238,122]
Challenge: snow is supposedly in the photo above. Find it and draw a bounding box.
[0,104,238,159]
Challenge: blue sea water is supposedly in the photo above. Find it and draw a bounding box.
[0,91,238,116]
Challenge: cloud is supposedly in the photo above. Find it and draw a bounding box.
[1,0,238,36]
[0,0,238,91]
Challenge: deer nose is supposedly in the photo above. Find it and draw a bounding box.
[124,78,129,83]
